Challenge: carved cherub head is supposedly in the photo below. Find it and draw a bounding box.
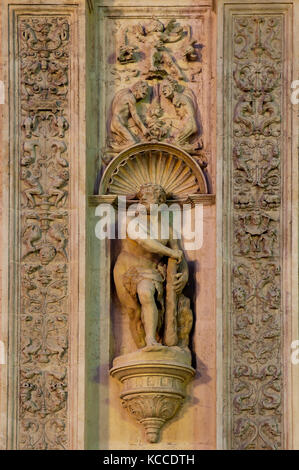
[136,183,167,209]
[131,80,148,100]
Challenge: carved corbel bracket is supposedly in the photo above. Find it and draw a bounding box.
[110,350,195,443]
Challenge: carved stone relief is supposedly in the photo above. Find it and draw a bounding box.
[231,15,283,450]
[18,16,70,449]
[101,13,208,169]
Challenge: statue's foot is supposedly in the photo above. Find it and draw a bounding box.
[142,344,164,352]
[142,337,163,352]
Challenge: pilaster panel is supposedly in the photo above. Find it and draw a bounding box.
[1,1,86,449]
[220,1,293,450]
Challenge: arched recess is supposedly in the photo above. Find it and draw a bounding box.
[99,142,208,198]
[85,0,217,450]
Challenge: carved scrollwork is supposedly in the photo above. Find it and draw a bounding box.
[19,368,67,449]
[18,16,70,449]
[231,14,283,450]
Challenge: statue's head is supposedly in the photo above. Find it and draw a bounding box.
[136,183,167,208]
[132,80,148,100]
[161,78,178,100]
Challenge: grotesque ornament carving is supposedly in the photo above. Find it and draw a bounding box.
[117,28,139,64]
[18,15,70,449]
[230,15,283,450]
[234,213,277,258]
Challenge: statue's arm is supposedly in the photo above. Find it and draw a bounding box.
[136,237,182,260]
[169,232,189,293]
[128,96,148,135]
[169,237,188,274]
[126,221,180,259]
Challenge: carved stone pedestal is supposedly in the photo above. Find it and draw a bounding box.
[110,348,195,443]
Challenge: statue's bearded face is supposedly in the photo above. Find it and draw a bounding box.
[137,184,167,208]
[133,81,148,100]
[161,83,173,99]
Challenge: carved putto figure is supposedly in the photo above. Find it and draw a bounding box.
[21,167,43,207]
[145,101,169,141]
[113,183,193,351]
[109,80,149,150]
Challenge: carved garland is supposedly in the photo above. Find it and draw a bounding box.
[18,16,70,449]
[231,16,282,450]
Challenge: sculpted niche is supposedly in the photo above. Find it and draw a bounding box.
[97,14,209,444]
[101,142,207,443]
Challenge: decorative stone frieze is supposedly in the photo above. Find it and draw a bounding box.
[18,14,71,450]
[223,8,291,450]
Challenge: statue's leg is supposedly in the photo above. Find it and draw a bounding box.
[111,117,137,144]
[137,279,159,347]
[24,189,39,207]
[113,265,146,348]
[124,305,145,349]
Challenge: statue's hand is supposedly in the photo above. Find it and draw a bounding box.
[171,249,183,264]
[173,272,187,294]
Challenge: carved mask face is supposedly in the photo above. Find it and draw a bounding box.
[60,169,69,181]
[39,245,56,265]
[20,168,30,180]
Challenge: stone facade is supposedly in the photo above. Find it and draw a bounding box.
[0,0,298,450]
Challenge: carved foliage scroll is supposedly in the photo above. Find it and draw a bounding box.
[18,16,70,449]
[231,16,283,450]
